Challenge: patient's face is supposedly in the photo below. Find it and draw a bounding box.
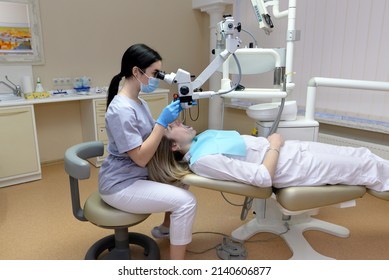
[166,121,197,145]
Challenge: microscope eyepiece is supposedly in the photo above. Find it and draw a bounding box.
[155,70,166,80]
[155,70,176,84]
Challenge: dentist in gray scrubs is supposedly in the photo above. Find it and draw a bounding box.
[98,44,197,260]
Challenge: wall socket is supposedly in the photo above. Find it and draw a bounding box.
[52,77,72,86]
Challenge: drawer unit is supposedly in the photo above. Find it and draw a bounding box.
[97,124,108,142]
[95,99,106,125]
[80,98,108,167]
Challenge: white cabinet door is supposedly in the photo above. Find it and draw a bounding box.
[0,105,41,187]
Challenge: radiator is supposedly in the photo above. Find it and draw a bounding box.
[318,133,389,160]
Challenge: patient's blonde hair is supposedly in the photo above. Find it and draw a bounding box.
[148,136,191,186]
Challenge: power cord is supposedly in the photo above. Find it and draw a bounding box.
[188,99,200,121]
[186,231,229,255]
[187,223,290,259]
[219,192,254,221]
[220,192,247,207]
[187,232,248,260]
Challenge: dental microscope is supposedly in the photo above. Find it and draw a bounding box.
[155,16,242,109]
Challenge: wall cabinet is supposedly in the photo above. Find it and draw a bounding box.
[0,105,41,187]
[80,91,169,167]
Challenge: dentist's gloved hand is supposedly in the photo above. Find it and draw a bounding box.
[156,100,183,128]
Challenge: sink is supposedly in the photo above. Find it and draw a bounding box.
[0,93,24,102]
[246,100,298,121]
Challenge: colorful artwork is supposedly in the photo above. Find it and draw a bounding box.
[0,24,32,53]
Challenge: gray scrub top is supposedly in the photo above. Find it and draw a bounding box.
[98,94,155,195]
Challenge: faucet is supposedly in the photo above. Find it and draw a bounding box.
[0,76,22,97]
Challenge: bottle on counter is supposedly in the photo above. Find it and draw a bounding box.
[35,77,44,93]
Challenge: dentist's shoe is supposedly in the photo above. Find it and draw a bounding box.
[151,225,170,239]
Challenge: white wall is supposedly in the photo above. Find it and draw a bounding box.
[238,0,389,122]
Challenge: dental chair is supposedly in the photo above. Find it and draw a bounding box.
[182,173,366,259]
[64,141,160,260]
[367,189,389,201]
[181,173,273,199]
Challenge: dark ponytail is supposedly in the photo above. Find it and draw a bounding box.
[106,44,162,109]
[107,73,123,109]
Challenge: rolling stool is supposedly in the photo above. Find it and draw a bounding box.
[64,141,160,260]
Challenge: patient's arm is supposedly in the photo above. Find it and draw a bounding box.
[190,154,273,187]
[263,133,283,179]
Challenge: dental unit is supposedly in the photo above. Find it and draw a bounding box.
[158,0,389,260]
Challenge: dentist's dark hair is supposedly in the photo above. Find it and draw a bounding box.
[106,43,162,109]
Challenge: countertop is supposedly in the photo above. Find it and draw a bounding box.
[0,88,169,108]
[0,92,106,108]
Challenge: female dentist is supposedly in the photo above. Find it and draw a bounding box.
[98,44,197,260]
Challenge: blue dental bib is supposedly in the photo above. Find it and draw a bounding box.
[189,130,246,164]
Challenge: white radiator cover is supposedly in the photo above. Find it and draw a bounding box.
[318,133,389,160]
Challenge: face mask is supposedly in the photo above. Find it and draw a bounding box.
[141,76,159,93]
[137,67,159,93]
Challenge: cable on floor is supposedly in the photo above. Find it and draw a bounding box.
[187,224,290,257]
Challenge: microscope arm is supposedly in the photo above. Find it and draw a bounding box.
[191,49,231,91]
[158,16,241,108]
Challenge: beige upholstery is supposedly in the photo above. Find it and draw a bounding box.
[182,174,366,212]
[84,192,150,228]
[275,185,366,211]
[64,141,159,260]
[182,173,368,260]
[181,173,272,199]
[367,189,389,201]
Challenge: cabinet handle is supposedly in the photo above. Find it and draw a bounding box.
[0,110,29,117]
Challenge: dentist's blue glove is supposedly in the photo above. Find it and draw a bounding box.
[156,100,183,128]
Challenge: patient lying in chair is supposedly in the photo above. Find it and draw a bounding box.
[148,121,389,192]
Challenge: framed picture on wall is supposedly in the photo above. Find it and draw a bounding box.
[0,0,44,64]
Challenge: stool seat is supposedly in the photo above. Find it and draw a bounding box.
[275,185,366,211]
[84,192,150,228]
